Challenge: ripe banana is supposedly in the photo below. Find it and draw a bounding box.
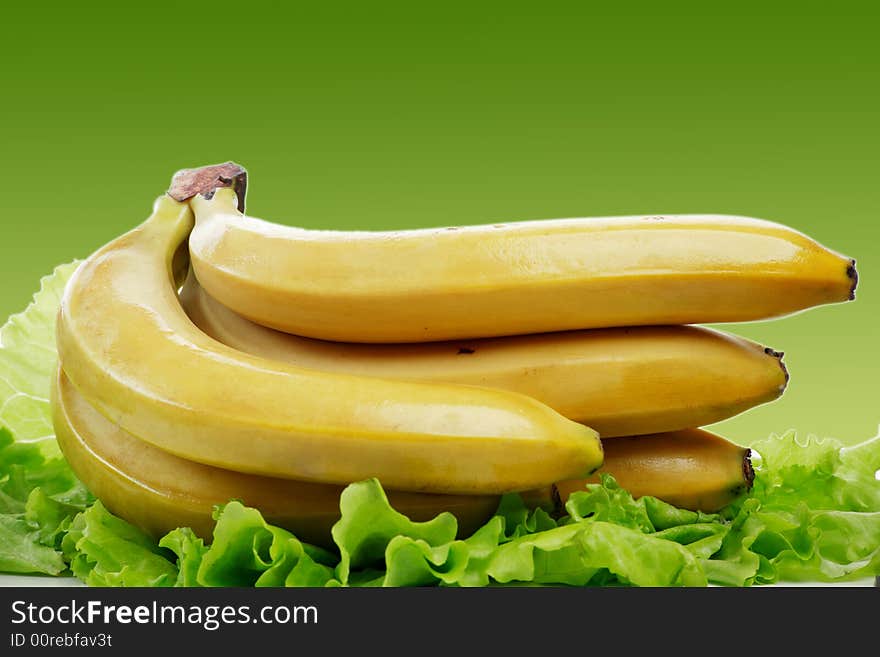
[556,428,753,512]
[52,368,533,546]
[52,368,745,556]
[183,164,856,343]
[181,271,788,437]
[56,186,603,494]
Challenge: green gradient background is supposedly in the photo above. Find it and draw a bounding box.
[1,4,877,447]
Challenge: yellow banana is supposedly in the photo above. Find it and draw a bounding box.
[56,184,603,494]
[52,368,534,547]
[556,428,753,512]
[52,369,746,555]
[181,272,788,437]
[183,164,856,343]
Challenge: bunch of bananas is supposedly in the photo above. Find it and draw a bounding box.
[51,163,857,548]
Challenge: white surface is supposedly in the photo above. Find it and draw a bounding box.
[0,574,875,588]
[0,575,84,587]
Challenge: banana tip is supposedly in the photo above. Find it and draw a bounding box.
[549,484,563,514]
[742,448,755,490]
[847,259,858,301]
[764,347,789,386]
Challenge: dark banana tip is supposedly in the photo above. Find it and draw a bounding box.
[742,448,755,490]
[549,483,563,515]
[168,162,248,213]
[847,259,858,301]
[763,347,789,386]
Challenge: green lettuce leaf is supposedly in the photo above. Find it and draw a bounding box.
[158,528,208,587]
[712,431,880,584]
[0,263,91,575]
[0,262,79,456]
[331,478,462,586]
[0,514,67,575]
[25,487,84,550]
[0,427,85,575]
[161,502,337,587]
[60,500,178,587]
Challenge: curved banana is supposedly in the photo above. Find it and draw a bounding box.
[52,368,533,547]
[556,428,753,512]
[186,172,856,343]
[56,190,603,494]
[181,272,788,437]
[52,368,745,557]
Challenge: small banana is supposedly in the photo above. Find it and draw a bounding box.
[556,428,753,512]
[56,177,603,494]
[181,272,788,437]
[52,368,529,547]
[183,163,856,343]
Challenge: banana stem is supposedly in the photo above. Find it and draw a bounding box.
[168,161,248,212]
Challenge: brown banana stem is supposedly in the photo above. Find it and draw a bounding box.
[168,161,248,212]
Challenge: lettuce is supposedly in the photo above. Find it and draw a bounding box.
[712,432,880,584]
[0,263,91,576]
[0,263,878,587]
[160,502,337,587]
[0,262,79,456]
[0,508,67,575]
[60,501,177,587]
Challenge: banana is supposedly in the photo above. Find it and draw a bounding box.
[183,164,857,343]
[52,368,536,547]
[181,272,788,437]
[52,369,745,556]
[556,428,753,512]
[56,182,603,494]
